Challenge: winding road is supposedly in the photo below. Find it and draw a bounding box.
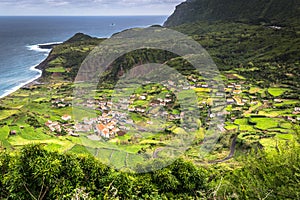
[207,135,237,164]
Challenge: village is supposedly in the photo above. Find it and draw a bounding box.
[41,72,299,146]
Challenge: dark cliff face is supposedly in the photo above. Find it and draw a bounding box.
[164,0,300,27]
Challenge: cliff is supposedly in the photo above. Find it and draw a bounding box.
[164,0,300,27]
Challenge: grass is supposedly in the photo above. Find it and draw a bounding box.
[0,110,19,120]
[18,127,52,140]
[249,87,262,94]
[96,148,114,164]
[117,144,146,154]
[0,126,10,147]
[126,154,145,168]
[239,125,256,132]
[268,87,289,97]
[46,67,66,73]
[109,150,127,169]
[225,124,238,131]
[193,88,211,93]
[8,136,74,151]
[280,123,293,129]
[276,134,294,140]
[133,100,148,107]
[234,118,249,125]
[250,118,279,130]
[44,143,63,151]
[33,97,49,103]
[48,57,66,66]
[69,144,96,155]
[233,74,246,80]
[274,100,299,107]
[258,109,291,117]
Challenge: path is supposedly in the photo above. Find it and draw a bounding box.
[153,147,164,158]
[207,135,237,164]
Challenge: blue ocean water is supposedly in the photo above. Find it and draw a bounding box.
[0,16,167,98]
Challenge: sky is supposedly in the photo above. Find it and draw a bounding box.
[0,0,184,16]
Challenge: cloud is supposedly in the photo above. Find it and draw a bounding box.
[46,0,70,6]
[0,0,184,15]
[0,0,183,7]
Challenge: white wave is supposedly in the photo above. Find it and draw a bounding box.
[27,44,51,53]
[27,41,62,53]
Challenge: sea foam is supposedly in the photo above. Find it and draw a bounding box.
[0,63,43,99]
[0,42,62,99]
[27,42,62,53]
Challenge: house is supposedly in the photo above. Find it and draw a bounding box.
[107,122,115,130]
[160,102,167,106]
[235,85,242,90]
[117,131,126,136]
[111,127,120,134]
[61,114,72,121]
[10,130,17,135]
[287,116,296,123]
[96,124,105,133]
[164,98,172,103]
[210,113,216,118]
[96,124,110,138]
[233,90,242,94]
[136,107,146,113]
[150,100,161,106]
[216,92,225,97]
[107,101,113,107]
[274,99,283,103]
[45,120,53,127]
[168,81,175,86]
[70,133,80,137]
[128,107,136,112]
[75,124,92,132]
[157,98,163,102]
[227,99,235,104]
[102,128,110,138]
[139,95,147,100]
[83,118,96,125]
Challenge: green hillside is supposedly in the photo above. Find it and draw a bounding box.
[0,0,299,199]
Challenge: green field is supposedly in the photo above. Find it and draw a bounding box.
[250,117,279,130]
[268,87,289,97]
[46,67,66,73]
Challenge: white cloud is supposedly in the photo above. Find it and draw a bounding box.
[46,0,70,6]
[0,0,184,15]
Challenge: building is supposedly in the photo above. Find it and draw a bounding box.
[61,114,72,121]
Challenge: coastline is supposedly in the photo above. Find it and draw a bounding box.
[0,42,61,99]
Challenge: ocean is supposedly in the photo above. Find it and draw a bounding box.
[0,16,167,98]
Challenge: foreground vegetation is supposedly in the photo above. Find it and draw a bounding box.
[0,141,299,199]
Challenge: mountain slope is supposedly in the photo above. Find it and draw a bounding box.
[164,0,300,27]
